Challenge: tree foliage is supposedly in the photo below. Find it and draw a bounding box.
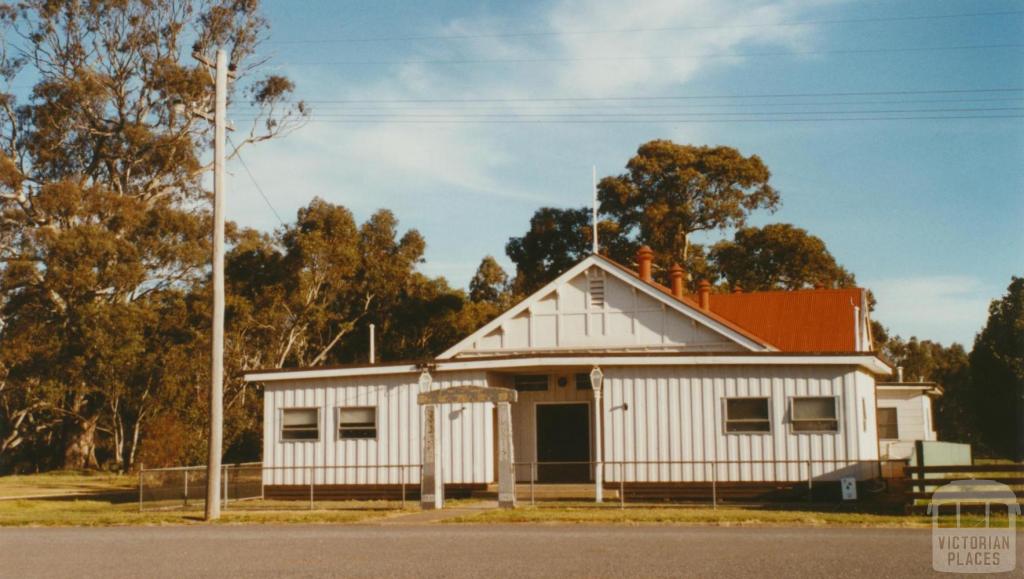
[469,256,510,305]
[709,224,856,290]
[880,335,974,445]
[505,206,634,295]
[968,277,1023,459]
[598,140,779,264]
[506,141,782,295]
[0,0,304,471]
[877,278,1023,459]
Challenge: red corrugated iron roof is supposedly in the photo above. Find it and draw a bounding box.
[595,254,866,353]
[703,288,865,353]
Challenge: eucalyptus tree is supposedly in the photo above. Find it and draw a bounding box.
[0,0,305,470]
[598,140,779,268]
[709,224,855,290]
[505,206,634,295]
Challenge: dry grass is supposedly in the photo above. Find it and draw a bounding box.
[0,471,415,526]
[0,498,408,527]
[0,470,136,499]
[444,502,1005,528]
[1,472,1009,528]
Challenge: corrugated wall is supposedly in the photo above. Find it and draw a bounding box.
[262,371,493,485]
[601,365,878,482]
[262,364,882,485]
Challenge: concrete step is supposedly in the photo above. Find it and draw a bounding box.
[473,483,618,500]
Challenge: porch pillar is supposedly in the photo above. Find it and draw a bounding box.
[594,388,603,503]
[420,403,443,510]
[497,401,516,508]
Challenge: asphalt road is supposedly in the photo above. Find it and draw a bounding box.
[0,524,1014,578]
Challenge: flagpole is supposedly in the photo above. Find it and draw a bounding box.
[592,165,599,254]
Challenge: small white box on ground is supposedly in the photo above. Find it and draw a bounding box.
[840,477,857,501]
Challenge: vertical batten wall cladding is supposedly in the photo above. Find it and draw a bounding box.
[601,365,878,482]
[262,370,493,486]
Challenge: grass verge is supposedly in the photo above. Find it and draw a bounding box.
[443,502,1007,528]
[0,470,135,499]
[0,498,413,527]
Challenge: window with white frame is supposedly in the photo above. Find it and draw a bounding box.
[791,397,839,433]
[281,408,319,441]
[724,398,771,433]
[337,407,377,439]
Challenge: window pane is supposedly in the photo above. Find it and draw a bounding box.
[877,407,899,439]
[514,375,548,391]
[338,407,376,439]
[575,373,592,390]
[793,397,837,420]
[792,420,838,433]
[725,420,771,433]
[340,407,375,426]
[282,408,317,427]
[727,399,769,420]
[282,427,319,441]
[340,428,377,439]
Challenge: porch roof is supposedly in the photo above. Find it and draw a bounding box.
[245,351,892,383]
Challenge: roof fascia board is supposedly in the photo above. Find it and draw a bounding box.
[436,354,889,374]
[246,354,891,383]
[246,364,420,382]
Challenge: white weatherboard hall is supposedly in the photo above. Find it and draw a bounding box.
[246,247,907,502]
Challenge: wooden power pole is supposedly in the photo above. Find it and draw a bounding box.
[203,48,228,521]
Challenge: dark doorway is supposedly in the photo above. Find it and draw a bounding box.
[535,403,590,482]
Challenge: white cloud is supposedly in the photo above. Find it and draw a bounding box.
[232,1,848,283]
[546,0,818,94]
[866,276,994,346]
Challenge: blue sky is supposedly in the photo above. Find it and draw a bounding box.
[225,0,1024,347]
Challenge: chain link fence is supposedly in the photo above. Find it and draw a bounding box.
[511,459,905,508]
[138,463,420,512]
[138,462,261,512]
[140,459,911,512]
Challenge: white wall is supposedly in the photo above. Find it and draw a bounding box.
[262,370,494,486]
[600,365,879,482]
[465,266,743,356]
[877,388,937,459]
[262,364,884,485]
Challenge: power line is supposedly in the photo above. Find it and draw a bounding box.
[226,114,1024,125]
[230,97,1024,111]
[274,42,1024,66]
[243,87,1024,105]
[230,106,1024,121]
[228,137,286,226]
[265,10,1024,44]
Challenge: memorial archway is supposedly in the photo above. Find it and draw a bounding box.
[417,385,518,510]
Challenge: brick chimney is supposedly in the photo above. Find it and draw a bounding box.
[637,245,654,283]
[669,264,684,298]
[698,280,711,310]
[732,283,742,294]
